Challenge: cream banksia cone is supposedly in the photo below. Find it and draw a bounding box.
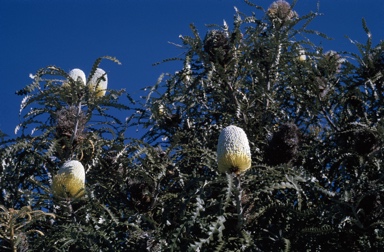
[217,125,252,174]
[52,160,85,199]
[297,49,306,62]
[63,68,86,87]
[88,68,108,97]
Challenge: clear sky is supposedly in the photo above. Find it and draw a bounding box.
[1,0,384,138]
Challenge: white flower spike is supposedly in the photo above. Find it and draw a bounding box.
[52,160,85,198]
[88,68,108,97]
[217,125,252,174]
[298,49,306,62]
[69,68,86,85]
[63,68,86,87]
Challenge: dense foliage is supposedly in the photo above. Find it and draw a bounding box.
[1,1,384,251]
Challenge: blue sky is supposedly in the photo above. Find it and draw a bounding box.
[1,0,383,139]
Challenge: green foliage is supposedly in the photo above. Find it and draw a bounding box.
[0,205,55,252]
[1,1,384,251]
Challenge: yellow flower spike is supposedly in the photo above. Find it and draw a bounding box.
[217,125,252,174]
[88,68,108,97]
[52,160,85,199]
[158,104,165,116]
[297,49,307,62]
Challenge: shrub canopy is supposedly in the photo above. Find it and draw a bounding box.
[1,1,384,251]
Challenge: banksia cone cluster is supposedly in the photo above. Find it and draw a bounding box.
[217,125,252,174]
[265,123,300,165]
[52,160,85,199]
[88,68,108,98]
[203,30,231,66]
[267,0,298,23]
[63,68,108,98]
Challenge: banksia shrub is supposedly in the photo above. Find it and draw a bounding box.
[203,30,231,66]
[88,68,108,97]
[265,123,300,165]
[52,160,86,199]
[217,125,252,174]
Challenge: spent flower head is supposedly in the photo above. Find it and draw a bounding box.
[267,0,298,22]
